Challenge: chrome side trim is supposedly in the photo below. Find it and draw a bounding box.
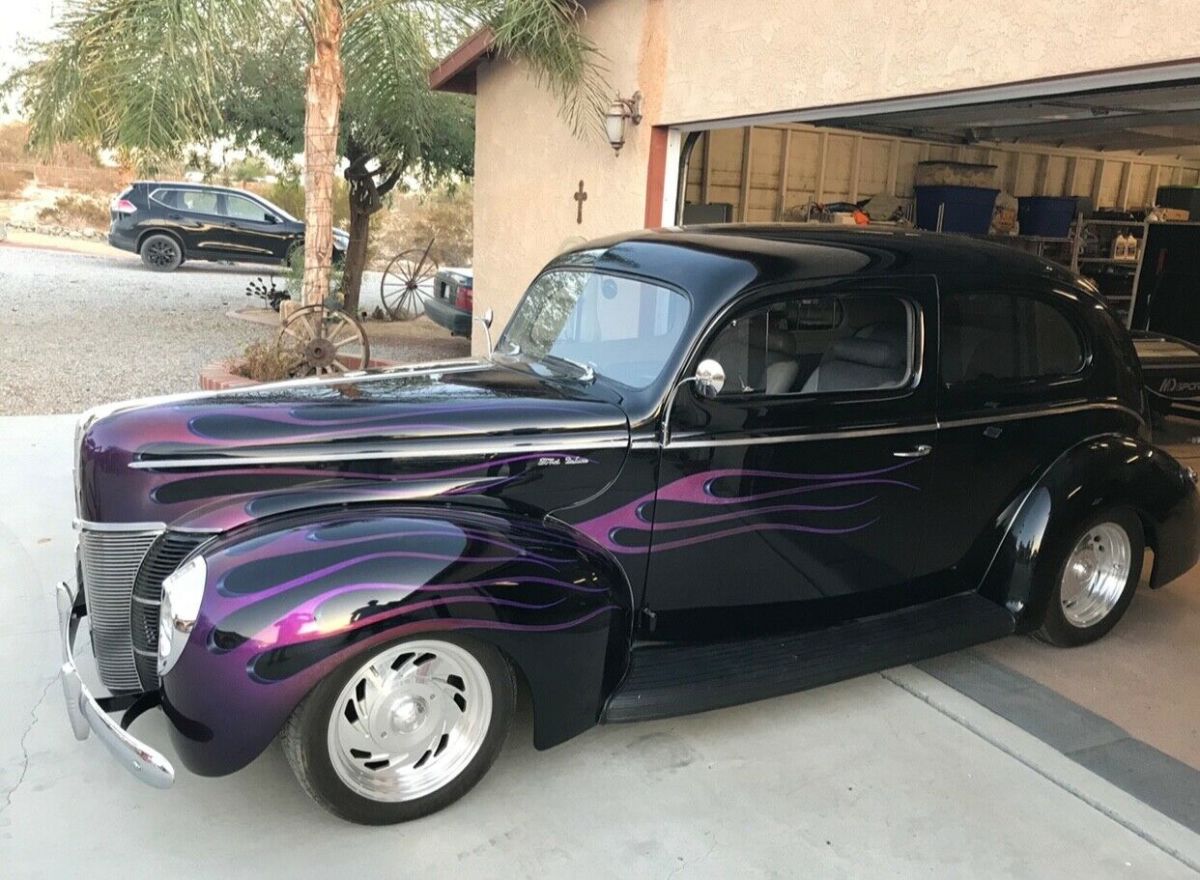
[662,401,1143,450]
[127,432,630,471]
[74,518,167,533]
[939,401,1146,431]
[57,581,174,789]
[667,422,937,449]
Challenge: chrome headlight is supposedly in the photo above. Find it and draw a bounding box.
[158,555,207,677]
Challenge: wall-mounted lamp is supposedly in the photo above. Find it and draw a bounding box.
[604,91,643,154]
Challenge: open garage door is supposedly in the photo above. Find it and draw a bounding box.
[672,72,1200,327]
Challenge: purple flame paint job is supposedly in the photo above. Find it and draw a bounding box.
[577,460,920,554]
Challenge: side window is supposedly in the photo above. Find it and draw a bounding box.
[223,195,272,222]
[154,188,219,215]
[701,293,914,397]
[941,293,1084,385]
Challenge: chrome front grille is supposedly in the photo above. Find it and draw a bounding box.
[78,526,162,692]
[131,532,210,690]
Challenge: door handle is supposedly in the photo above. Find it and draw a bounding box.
[893,444,932,458]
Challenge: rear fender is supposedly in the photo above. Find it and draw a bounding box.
[160,505,633,777]
[979,434,1200,628]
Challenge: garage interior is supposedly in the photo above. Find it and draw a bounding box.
[678,79,1200,336]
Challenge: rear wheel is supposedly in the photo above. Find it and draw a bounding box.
[140,234,183,271]
[282,634,515,824]
[1035,507,1144,646]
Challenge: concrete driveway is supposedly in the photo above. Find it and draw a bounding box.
[2,414,1199,879]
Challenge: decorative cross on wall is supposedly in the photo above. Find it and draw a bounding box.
[574,180,588,224]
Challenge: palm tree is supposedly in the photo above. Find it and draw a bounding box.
[13,0,606,305]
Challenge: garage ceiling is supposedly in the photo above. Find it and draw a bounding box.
[816,81,1200,159]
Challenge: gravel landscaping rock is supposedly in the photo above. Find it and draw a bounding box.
[0,245,468,415]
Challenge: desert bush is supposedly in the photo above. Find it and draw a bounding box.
[231,340,295,382]
[0,167,32,198]
[36,193,110,230]
[372,184,472,268]
[253,177,350,228]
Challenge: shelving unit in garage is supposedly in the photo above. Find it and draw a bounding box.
[1070,217,1147,325]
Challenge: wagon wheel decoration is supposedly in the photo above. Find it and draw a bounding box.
[278,305,371,376]
[380,239,437,321]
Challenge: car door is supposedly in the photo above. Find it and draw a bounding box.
[922,284,1094,591]
[149,187,224,256]
[643,277,938,640]
[218,193,292,261]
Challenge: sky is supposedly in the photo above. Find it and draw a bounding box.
[1,0,60,120]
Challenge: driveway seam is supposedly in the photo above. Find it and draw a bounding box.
[882,667,1200,875]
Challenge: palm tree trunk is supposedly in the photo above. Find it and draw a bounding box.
[301,0,345,306]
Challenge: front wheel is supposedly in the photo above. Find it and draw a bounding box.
[1035,507,1145,647]
[282,634,515,824]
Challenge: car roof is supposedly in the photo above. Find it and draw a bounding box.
[551,224,1089,306]
[135,181,267,198]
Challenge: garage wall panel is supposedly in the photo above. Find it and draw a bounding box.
[859,139,891,199]
[822,135,856,202]
[786,129,822,210]
[706,127,746,214]
[748,128,784,220]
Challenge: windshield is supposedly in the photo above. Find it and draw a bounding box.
[499,269,691,390]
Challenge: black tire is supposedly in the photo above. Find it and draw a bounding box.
[1035,506,1145,647]
[140,233,183,271]
[282,633,515,825]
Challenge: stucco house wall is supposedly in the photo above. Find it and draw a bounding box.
[466,0,1200,352]
[471,0,653,353]
[659,0,1200,125]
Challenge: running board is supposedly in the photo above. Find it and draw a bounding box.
[603,593,1014,723]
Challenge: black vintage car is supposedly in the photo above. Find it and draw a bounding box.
[108,181,348,271]
[59,226,1200,824]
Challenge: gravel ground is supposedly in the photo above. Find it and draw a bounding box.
[0,244,468,415]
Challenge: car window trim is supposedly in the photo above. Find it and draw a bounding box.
[149,187,221,218]
[694,288,925,404]
[939,286,1092,390]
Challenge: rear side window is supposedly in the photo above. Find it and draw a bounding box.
[151,188,219,215]
[942,293,1084,385]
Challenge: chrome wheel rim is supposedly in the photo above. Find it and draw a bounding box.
[1060,522,1131,628]
[327,640,492,802]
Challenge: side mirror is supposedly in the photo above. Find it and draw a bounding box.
[693,358,726,398]
[661,358,726,445]
[475,308,495,355]
[263,213,278,224]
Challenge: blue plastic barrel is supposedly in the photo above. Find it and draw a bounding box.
[1017,196,1077,237]
[914,185,999,234]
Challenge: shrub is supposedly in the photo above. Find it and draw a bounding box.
[36,193,109,230]
[0,168,30,198]
[231,340,295,382]
[254,177,350,228]
[372,185,473,268]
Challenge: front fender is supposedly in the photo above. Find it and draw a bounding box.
[979,434,1200,629]
[160,506,633,777]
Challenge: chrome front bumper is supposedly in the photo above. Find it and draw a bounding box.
[56,580,174,789]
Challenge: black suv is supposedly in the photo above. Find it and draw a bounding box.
[108,181,348,271]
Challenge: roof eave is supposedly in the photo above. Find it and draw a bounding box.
[429,28,495,95]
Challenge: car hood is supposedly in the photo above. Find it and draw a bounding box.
[77,359,630,531]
